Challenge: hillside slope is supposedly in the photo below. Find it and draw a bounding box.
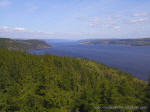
[0,48,148,112]
[0,38,52,51]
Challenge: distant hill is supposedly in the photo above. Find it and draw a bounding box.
[79,38,150,46]
[0,38,52,51]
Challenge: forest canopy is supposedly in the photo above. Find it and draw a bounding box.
[0,48,149,112]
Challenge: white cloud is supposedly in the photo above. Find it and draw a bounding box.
[104,18,116,27]
[114,26,120,31]
[88,16,118,28]
[91,17,101,23]
[0,26,54,39]
[0,26,26,32]
[89,23,99,27]
[130,18,148,23]
[105,17,117,24]
[0,26,95,39]
[14,27,25,31]
[133,13,149,17]
[88,17,101,27]
[0,0,11,7]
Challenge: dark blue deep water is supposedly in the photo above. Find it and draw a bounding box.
[30,40,150,80]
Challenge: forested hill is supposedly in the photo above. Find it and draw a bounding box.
[79,38,150,46]
[0,48,149,111]
[0,38,52,51]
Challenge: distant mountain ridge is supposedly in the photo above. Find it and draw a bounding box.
[0,38,52,51]
[79,38,150,46]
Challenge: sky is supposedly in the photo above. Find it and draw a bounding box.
[0,0,150,40]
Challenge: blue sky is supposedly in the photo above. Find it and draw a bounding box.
[0,0,150,39]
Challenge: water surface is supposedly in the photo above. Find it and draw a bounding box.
[30,41,150,80]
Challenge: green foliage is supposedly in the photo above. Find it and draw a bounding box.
[0,38,52,51]
[0,48,147,112]
[143,79,150,111]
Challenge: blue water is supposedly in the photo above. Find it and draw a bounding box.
[30,41,150,80]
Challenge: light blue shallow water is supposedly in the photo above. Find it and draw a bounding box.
[30,41,150,80]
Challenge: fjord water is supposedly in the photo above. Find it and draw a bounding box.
[30,40,150,80]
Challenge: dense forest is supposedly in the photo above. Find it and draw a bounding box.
[0,48,150,112]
